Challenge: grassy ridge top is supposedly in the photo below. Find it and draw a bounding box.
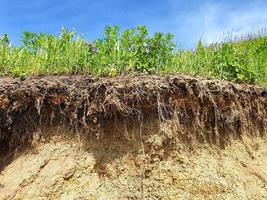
[0,26,267,84]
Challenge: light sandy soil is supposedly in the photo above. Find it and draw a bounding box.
[0,131,267,200]
[0,75,266,200]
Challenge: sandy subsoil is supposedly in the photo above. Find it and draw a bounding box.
[0,129,267,200]
[0,74,266,199]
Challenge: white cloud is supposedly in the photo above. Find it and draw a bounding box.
[200,1,267,44]
[151,0,267,48]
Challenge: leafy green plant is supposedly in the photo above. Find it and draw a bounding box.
[0,26,266,85]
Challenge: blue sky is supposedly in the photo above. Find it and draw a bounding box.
[0,0,267,48]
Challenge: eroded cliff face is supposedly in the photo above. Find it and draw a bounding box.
[0,126,267,199]
[0,75,266,199]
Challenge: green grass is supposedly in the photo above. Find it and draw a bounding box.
[0,26,267,84]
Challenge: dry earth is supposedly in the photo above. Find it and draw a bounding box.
[0,129,267,200]
[0,75,266,199]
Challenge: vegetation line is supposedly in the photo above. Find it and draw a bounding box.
[0,26,266,84]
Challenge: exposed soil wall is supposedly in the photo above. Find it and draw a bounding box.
[0,75,266,170]
[0,74,267,199]
[1,133,267,199]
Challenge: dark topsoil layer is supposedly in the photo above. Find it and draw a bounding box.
[0,74,266,168]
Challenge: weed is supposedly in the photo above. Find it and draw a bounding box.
[0,26,266,84]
